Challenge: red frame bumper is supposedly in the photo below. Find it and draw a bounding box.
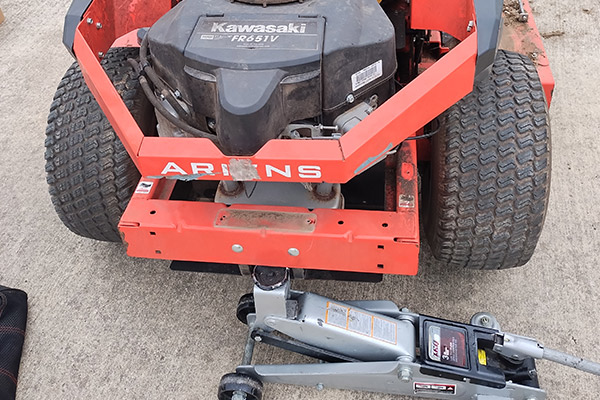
[121,142,419,275]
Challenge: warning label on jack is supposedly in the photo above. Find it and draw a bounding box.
[348,309,372,336]
[325,303,348,328]
[325,302,397,344]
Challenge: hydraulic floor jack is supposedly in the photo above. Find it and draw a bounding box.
[218,266,600,400]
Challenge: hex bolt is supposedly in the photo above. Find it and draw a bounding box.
[96,22,102,29]
[517,0,529,22]
[231,391,247,400]
[232,244,244,253]
[316,383,324,391]
[288,248,300,257]
[254,336,262,343]
[346,94,355,104]
[467,20,474,32]
[479,316,491,326]
[98,51,104,57]
[86,17,93,24]
[528,369,538,378]
[400,367,413,382]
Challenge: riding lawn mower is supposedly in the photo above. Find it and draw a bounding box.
[44,0,600,398]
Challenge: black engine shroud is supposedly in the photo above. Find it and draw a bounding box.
[147,0,397,155]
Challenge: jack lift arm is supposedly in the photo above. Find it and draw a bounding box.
[218,267,600,400]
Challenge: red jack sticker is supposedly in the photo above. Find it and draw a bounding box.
[414,382,456,395]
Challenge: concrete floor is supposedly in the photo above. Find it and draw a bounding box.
[1,0,599,399]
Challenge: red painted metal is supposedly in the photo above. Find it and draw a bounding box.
[111,30,140,48]
[411,0,474,41]
[121,201,420,275]
[121,143,419,275]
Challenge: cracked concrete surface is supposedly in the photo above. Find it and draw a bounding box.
[1,0,599,399]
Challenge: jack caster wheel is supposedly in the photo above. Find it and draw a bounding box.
[236,293,256,325]
[218,373,263,400]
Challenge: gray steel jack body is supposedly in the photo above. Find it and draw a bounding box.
[229,267,593,400]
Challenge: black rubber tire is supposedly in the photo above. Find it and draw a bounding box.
[425,50,551,270]
[45,48,153,242]
[218,373,263,400]
[236,293,256,325]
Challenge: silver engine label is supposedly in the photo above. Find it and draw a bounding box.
[194,17,322,50]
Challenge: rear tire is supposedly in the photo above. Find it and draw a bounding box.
[425,50,551,270]
[45,48,152,242]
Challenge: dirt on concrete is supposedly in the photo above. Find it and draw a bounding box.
[503,0,524,22]
[1,0,600,400]
[541,30,565,38]
[500,0,544,64]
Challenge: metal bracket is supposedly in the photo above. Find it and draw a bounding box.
[236,361,546,399]
[517,0,529,22]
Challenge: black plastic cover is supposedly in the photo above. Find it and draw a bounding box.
[147,0,396,155]
[474,0,503,80]
[62,0,93,56]
[0,286,28,400]
[419,315,507,389]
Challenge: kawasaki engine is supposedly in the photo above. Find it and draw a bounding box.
[146,0,397,155]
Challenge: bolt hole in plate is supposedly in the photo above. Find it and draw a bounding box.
[382,223,389,228]
[150,231,156,236]
[150,210,156,215]
[338,220,344,225]
[378,245,385,249]
[377,264,384,269]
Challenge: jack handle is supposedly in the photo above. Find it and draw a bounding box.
[493,332,600,376]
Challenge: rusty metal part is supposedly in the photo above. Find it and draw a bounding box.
[219,181,244,197]
[384,153,397,211]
